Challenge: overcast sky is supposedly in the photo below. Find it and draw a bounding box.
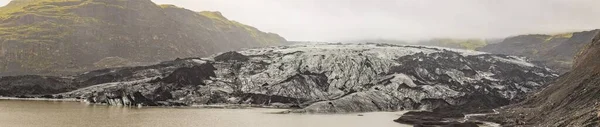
[2,0,600,41]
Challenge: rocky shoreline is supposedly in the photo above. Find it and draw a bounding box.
[393,108,501,126]
[0,97,304,111]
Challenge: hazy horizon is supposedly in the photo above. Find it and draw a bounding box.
[1,0,599,41]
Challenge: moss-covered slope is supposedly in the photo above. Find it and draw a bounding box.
[0,0,286,76]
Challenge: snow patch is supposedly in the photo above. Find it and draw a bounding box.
[493,56,535,67]
[190,59,206,64]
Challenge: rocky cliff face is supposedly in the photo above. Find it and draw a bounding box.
[479,30,600,73]
[482,30,600,126]
[0,0,286,76]
[2,43,557,113]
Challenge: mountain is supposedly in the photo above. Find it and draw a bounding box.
[420,38,489,50]
[1,43,557,114]
[481,30,600,126]
[0,0,286,76]
[479,30,600,73]
[415,30,599,73]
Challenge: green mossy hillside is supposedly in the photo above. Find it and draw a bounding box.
[0,0,286,76]
[198,11,282,45]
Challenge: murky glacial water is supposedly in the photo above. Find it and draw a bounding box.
[0,100,410,127]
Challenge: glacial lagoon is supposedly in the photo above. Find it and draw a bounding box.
[0,100,411,127]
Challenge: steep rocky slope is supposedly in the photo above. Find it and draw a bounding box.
[0,0,286,76]
[1,43,557,114]
[479,30,600,73]
[481,30,600,126]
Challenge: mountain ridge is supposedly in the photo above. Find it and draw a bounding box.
[0,0,286,76]
[365,29,599,73]
[479,29,600,73]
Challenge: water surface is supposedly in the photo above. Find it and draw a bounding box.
[0,100,410,127]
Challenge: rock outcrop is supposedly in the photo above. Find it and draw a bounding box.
[2,43,557,114]
[0,0,286,76]
[480,30,600,126]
